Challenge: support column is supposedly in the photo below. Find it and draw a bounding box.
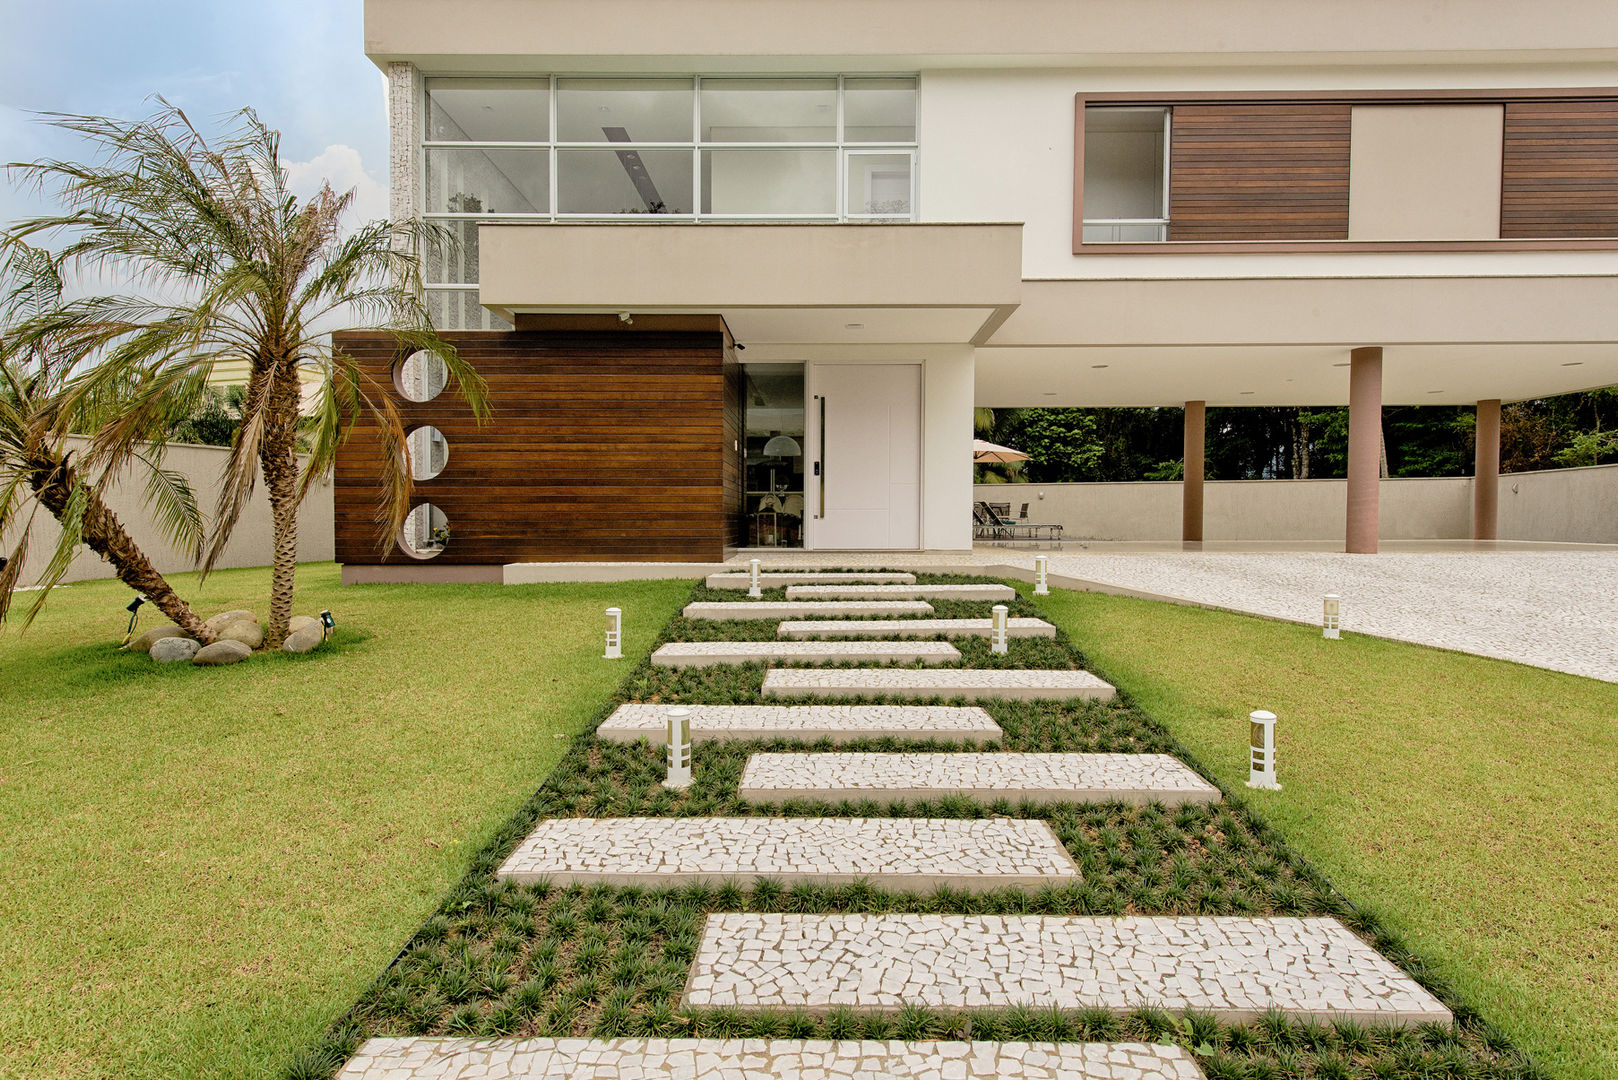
[1473,398,1501,540]
[1345,347,1383,554]
[1182,401,1206,544]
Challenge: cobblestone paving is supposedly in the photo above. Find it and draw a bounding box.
[777,618,1056,639]
[684,600,935,620]
[596,704,1003,744]
[706,571,917,588]
[651,640,961,667]
[337,1037,1207,1080]
[496,818,1079,888]
[785,583,1017,601]
[737,753,1220,806]
[763,667,1117,702]
[685,914,1454,1025]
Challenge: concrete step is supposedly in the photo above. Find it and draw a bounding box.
[336,1038,1208,1080]
[779,617,1055,639]
[763,667,1116,702]
[684,600,934,620]
[685,913,1454,1026]
[596,704,1003,744]
[706,570,916,588]
[785,583,1017,601]
[738,752,1220,806]
[651,640,960,668]
[496,817,1079,889]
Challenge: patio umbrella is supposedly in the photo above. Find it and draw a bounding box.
[973,438,1031,463]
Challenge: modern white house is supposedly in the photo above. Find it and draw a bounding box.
[335,0,1618,578]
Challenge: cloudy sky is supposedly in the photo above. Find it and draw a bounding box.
[0,0,390,230]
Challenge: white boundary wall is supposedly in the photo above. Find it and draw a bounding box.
[978,464,1618,544]
[3,436,335,586]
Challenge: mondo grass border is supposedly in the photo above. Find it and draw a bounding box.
[287,574,1546,1080]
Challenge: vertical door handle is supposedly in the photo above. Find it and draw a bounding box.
[815,394,826,519]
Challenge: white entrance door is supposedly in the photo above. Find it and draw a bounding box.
[810,363,921,550]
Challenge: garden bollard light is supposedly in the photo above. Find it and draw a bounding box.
[1322,594,1341,640]
[748,558,762,598]
[991,604,1009,654]
[604,607,622,659]
[1034,555,1050,596]
[1247,710,1281,790]
[319,609,335,641]
[663,707,692,789]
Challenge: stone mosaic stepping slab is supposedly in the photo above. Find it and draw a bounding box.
[684,600,934,620]
[596,703,1003,744]
[496,817,1079,888]
[336,1037,1208,1080]
[685,914,1454,1025]
[785,583,1017,601]
[706,571,916,588]
[651,640,961,668]
[763,667,1116,702]
[779,617,1056,639]
[738,752,1220,806]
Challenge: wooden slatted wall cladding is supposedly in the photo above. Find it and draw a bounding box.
[332,326,740,564]
[1501,100,1618,238]
[1167,104,1352,241]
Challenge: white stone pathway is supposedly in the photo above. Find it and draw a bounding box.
[738,753,1220,806]
[496,817,1079,889]
[706,571,917,588]
[763,667,1117,702]
[595,704,1004,744]
[778,617,1056,639]
[785,583,1017,601]
[684,914,1453,1025]
[337,1038,1208,1080]
[685,600,935,620]
[651,640,961,667]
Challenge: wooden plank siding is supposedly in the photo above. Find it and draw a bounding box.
[1501,99,1618,238]
[332,328,736,564]
[1167,104,1352,241]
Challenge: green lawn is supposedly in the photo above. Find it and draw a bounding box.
[0,563,692,1080]
[1041,589,1618,1080]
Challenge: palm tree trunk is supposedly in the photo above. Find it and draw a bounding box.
[258,367,304,647]
[27,451,215,643]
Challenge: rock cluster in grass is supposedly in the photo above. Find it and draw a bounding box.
[132,610,330,664]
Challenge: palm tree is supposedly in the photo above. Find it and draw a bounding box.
[0,245,215,639]
[4,103,487,646]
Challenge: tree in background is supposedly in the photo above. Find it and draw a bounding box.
[5,103,488,646]
[0,245,214,638]
[166,384,244,448]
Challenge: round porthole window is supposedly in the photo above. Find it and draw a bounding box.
[404,425,449,481]
[399,503,450,560]
[394,350,448,403]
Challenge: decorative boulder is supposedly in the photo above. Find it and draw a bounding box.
[203,609,257,633]
[218,620,265,649]
[288,615,319,634]
[193,640,251,666]
[150,637,201,663]
[131,625,191,654]
[281,624,325,654]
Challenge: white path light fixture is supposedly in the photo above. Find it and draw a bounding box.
[749,558,763,598]
[1247,710,1281,790]
[1322,594,1341,640]
[604,606,623,659]
[991,604,1009,654]
[663,706,692,789]
[1034,555,1050,596]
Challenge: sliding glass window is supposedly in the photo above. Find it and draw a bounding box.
[421,75,919,326]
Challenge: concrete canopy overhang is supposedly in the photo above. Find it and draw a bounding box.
[477,222,1023,346]
[976,276,1618,407]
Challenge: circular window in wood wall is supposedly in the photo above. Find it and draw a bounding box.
[394,350,448,402]
[399,503,450,559]
[405,425,449,481]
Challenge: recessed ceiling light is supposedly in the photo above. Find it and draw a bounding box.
[1042,392,1058,396]
[1562,361,1585,367]
[1090,364,1109,369]
[1332,362,1351,368]
[844,323,863,330]
[1239,390,1255,395]
[1428,389,1444,394]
